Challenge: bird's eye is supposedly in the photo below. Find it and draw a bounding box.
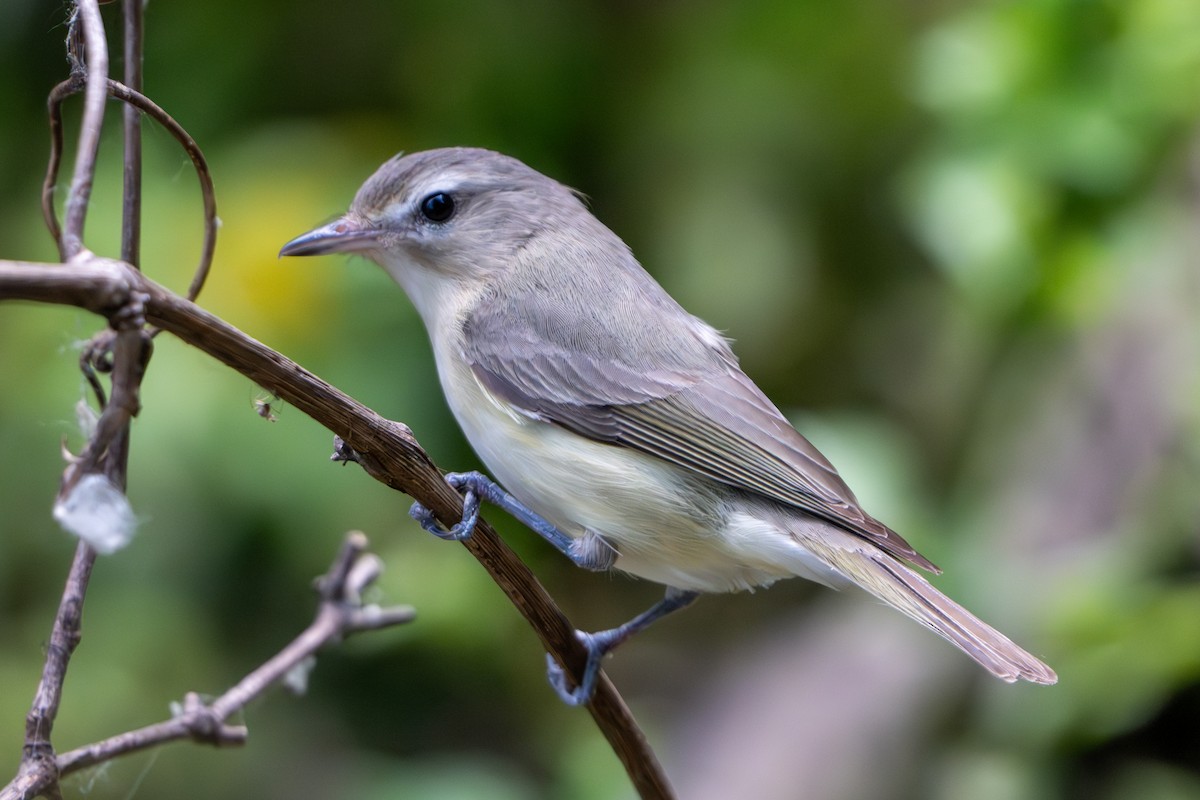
[419,192,455,223]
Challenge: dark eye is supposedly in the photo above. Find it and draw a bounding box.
[420,192,455,223]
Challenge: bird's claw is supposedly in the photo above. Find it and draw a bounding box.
[545,630,609,706]
[408,480,481,542]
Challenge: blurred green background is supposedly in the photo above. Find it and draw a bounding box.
[2,1,1199,798]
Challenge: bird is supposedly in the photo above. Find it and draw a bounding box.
[280,147,1057,704]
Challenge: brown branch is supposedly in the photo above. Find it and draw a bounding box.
[121,0,143,268]
[60,0,108,260]
[0,532,415,798]
[12,541,96,800]
[61,298,152,494]
[0,257,677,799]
[13,281,153,800]
[42,80,70,250]
[0,257,136,313]
[43,77,218,301]
[9,7,152,800]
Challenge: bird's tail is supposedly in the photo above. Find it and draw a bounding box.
[801,537,1057,685]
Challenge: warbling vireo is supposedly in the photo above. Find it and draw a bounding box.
[280,147,1056,704]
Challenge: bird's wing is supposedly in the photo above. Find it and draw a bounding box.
[462,294,938,573]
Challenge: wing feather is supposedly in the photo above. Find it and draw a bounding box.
[464,293,938,573]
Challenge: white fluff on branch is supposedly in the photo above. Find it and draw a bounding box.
[53,473,139,554]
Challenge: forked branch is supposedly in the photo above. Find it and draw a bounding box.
[0,533,414,800]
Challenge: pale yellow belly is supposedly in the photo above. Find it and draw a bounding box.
[440,356,811,592]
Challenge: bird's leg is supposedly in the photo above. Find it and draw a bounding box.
[409,471,617,571]
[412,472,695,704]
[547,587,700,706]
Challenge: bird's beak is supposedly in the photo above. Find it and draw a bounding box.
[278,216,382,258]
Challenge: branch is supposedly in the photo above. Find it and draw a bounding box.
[59,0,108,260]
[13,270,153,800]
[0,532,414,799]
[8,6,149,800]
[10,541,96,800]
[0,257,677,800]
[121,0,144,267]
[44,77,218,301]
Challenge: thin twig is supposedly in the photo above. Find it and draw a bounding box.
[60,0,108,260]
[0,257,678,800]
[11,291,153,800]
[41,79,71,249]
[17,541,96,795]
[121,0,143,268]
[4,533,414,795]
[42,77,218,302]
[104,79,217,302]
[10,9,156,799]
[10,5,121,798]
[59,295,151,495]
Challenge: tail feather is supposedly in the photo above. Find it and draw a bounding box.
[806,540,1057,685]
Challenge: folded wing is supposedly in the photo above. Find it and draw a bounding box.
[463,292,938,572]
